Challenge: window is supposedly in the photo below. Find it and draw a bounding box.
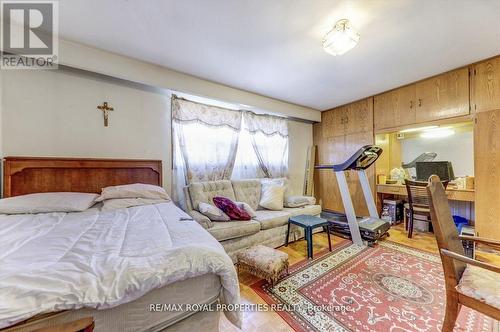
[172,96,289,205]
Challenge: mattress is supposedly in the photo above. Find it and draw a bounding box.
[4,274,221,332]
[0,202,241,329]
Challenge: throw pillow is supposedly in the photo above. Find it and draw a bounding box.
[284,195,316,208]
[260,178,290,199]
[213,196,252,221]
[259,185,284,211]
[235,201,257,218]
[198,202,230,221]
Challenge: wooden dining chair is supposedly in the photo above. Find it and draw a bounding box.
[404,178,448,238]
[404,179,430,238]
[427,175,500,331]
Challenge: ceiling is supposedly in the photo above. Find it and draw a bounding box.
[58,0,500,110]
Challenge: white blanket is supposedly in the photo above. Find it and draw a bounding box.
[0,202,241,328]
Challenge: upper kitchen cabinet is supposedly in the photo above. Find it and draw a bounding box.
[374,84,416,130]
[415,67,469,122]
[471,56,500,113]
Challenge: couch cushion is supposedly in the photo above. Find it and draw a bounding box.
[188,180,236,211]
[283,205,322,217]
[254,210,291,230]
[231,179,261,211]
[207,220,261,241]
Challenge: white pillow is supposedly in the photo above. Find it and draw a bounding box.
[101,198,169,211]
[96,183,170,202]
[284,195,316,208]
[198,202,230,221]
[260,178,290,199]
[259,185,284,211]
[0,192,99,214]
[235,201,257,218]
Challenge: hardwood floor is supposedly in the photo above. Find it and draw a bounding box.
[219,225,440,332]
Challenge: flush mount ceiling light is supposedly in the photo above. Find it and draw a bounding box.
[322,19,360,56]
[399,125,439,133]
[420,127,456,139]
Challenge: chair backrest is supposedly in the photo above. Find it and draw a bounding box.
[404,179,430,209]
[427,175,466,283]
[405,178,449,210]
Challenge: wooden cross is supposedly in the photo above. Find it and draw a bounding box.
[97,102,114,127]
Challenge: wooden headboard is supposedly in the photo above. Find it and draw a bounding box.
[3,157,163,197]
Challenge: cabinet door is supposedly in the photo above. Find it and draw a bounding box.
[396,84,417,126]
[374,87,415,130]
[474,109,500,240]
[333,106,350,137]
[374,90,398,130]
[471,56,500,113]
[416,68,469,122]
[321,107,349,138]
[347,97,373,134]
[321,110,335,138]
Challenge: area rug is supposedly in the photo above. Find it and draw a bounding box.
[251,240,499,332]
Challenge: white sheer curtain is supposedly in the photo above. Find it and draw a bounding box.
[240,112,289,178]
[172,97,242,207]
[231,117,266,180]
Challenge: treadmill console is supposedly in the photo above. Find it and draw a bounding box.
[315,145,383,171]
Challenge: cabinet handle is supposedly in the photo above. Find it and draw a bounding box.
[418,98,422,107]
[410,100,413,109]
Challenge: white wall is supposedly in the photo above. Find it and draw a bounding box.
[401,130,474,177]
[1,69,173,193]
[59,40,321,122]
[1,68,312,195]
[288,121,312,194]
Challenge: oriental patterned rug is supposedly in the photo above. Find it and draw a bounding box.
[251,240,498,332]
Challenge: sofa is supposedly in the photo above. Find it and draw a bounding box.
[183,179,322,262]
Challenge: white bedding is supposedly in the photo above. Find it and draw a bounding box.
[0,202,241,329]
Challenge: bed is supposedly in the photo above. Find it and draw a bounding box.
[0,157,241,332]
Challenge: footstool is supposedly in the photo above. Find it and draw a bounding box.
[236,245,289,286]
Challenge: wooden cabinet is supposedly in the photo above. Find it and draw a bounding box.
[471,56,500,113]
[314,121,375,216]
[374,85,415,130]
[323,98,373,137]
[349,97,373,134]
[375,67,471,130]
[333,106,350,137]
[415,67,469,122]
[474,109,500,240]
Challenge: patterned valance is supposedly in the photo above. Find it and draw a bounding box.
[172,96,242,131]
[244,111,288,137]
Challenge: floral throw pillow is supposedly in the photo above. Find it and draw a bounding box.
[213,196,251,221]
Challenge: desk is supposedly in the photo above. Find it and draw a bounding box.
[377,184,475,213]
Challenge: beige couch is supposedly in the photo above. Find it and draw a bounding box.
[183,179,321,261]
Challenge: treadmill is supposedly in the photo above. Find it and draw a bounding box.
[315,145,390,246]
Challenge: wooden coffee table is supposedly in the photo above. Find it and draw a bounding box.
[285,214,332,259]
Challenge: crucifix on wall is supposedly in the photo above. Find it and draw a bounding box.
[97,102,114,127]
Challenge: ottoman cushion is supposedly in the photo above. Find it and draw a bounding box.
[236,245,289,283]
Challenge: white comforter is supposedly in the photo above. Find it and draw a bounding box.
[0,202,241,328]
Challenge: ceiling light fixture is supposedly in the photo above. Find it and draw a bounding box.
[399,126,439,133]
[322,19,360,56]
[420,127,456,139]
